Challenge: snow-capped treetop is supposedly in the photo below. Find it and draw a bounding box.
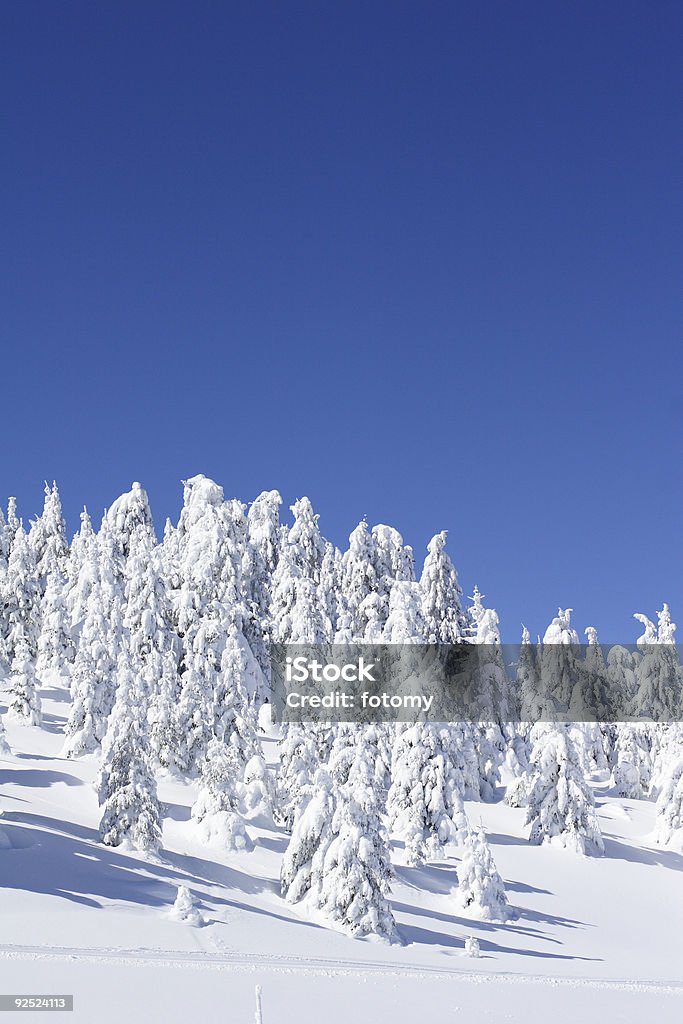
[372,524,414,584]
[104,482,155,558]
[634,613,657,646]
[182,474,225,510]
[657,604,676,645]
[469,587,501,645]
[28,482,69,580]
[543,608,579,645]
[286,497,326,584]
[247,490,282,576]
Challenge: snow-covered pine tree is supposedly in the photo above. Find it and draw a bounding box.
[274,723,321,831]
[420,531,470,643]
[242,489,282,678]
[97,648,161,853]
[610,724,652,798]
[2,525,41,662]
[190,737,253,851]
[454,825,514,922]
[36,556,72,682]
[148,648,184,770]
[381,581,427,642]
[387,723,469,864]
[652,758,683,850]
[538,607,582,713]
[6,636,42,725]
[630,606,681,721]
[523,725,604,855]
[318,541,341,640]
[282,739,398,941]
[338,520,379,640]
[517,625,543,721]
[27,482,69,587]
[103,481,156,562]
[62,526,125,756]
[316,736,398,941]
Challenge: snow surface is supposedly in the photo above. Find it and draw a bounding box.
[1,682,682,1023]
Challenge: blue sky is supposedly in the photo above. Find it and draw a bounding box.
[2,1,680,641]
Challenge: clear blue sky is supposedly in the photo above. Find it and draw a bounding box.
[2,1,680,642]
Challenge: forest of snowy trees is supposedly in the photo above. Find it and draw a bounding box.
[1,475,682,942]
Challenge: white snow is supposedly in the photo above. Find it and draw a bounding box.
[1,681,682,1023]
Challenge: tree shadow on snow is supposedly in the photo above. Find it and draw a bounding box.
[0,768,83,788]
[602,835,683,871]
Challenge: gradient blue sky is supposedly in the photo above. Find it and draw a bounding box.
[2,1,680,641]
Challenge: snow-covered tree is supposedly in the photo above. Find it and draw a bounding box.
[169,885,203,925]
[454,825,514,922]
[652,758,683,850]
[387,723,469,864]
[0,714,10,755]
[631,611,681,721]
[420,531,470,643]
[62,531,125,757]
[36,559,72,680]
[148,648,183,770]
[275,724,321,830]
[28,482,69,585]
[282,744,398,941]
[2,526,40,661]
[103,481,156,562]
[5,637,41,725]
[97,649,161,852]
[190,738,253,851]
[382,581,427,642]
[339,520,378,639]
[316,740,398,940]
[611,724,652,798]
[523,725,604,855]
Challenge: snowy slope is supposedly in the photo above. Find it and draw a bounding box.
[1,681,682,1023]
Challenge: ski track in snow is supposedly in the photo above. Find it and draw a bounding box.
[1,944,681,996]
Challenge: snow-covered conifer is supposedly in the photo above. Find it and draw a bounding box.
[611,724,652,798]
[420,531,469,643]
[382,581,427,642]
[454,825,514,922]
[28,482,68,586]
[169,886,203,925]
[652,758,683,850]
[387,723,469,864]
[275,724,320,830]
[36,559,72,681]
[97,649,161,852]
[2,526,40,661]
[523,725,604,855]
[6,637,42,726]
[316,740,398,940]
[191,738,253,851]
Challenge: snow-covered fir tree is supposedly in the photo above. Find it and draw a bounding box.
[420,531,470,643]
[652,758,683,850]
[6,636,42,726]
[454,825,514,922]
[97,648,161,853]
[522,725,604,855]
[36,557,72,681]
[28,482,69,587]
[190,738,253,851]
[387,723,469,864]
